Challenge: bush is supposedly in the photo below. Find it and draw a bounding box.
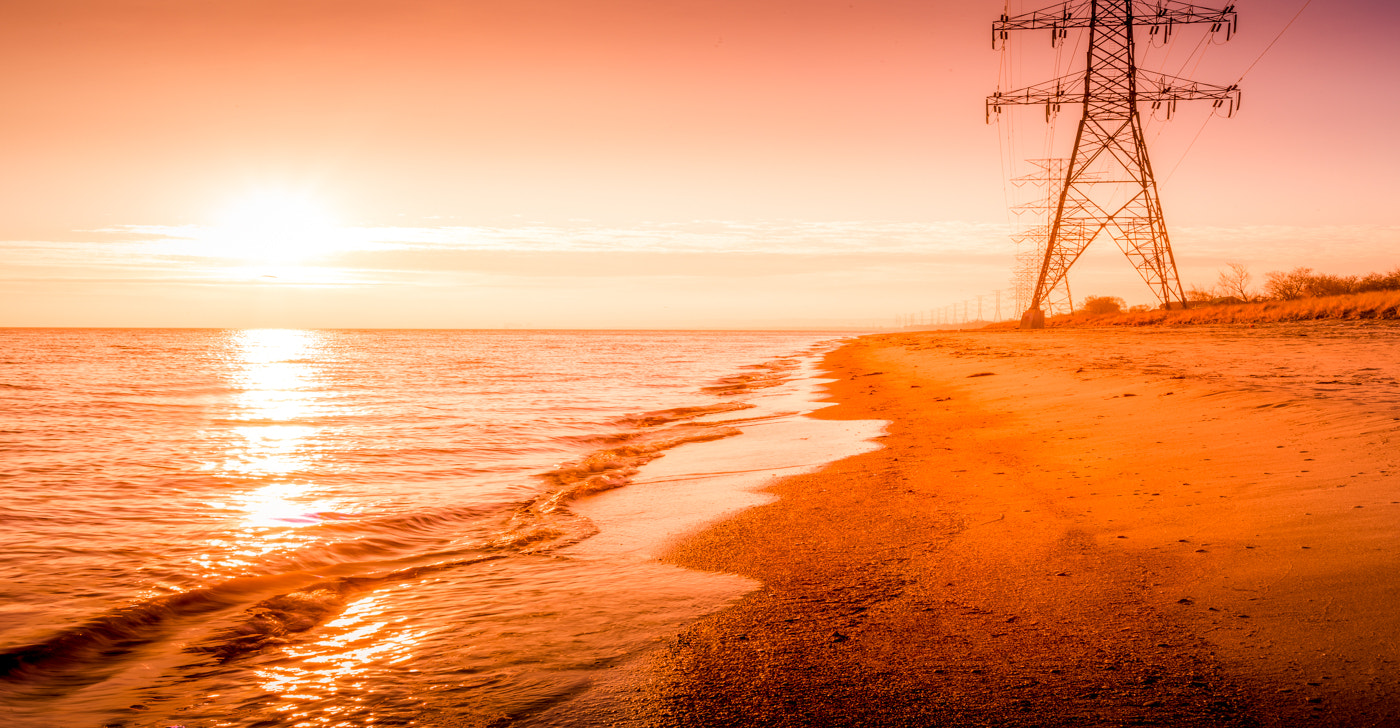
[1304,273,1358,298]
[1185,285,1216,303]
[1356,267,1400,293]
[1264,266,1400,300]
[1080,295,1126,315]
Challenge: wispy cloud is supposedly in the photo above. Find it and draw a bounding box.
[100,219,1016,256]
[1175,224,1400,263]
[3,221,1393,290]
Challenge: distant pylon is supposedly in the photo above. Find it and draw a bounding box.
[988,0,1241,328]
[1010,159,1074,316]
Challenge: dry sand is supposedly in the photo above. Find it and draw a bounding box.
[600,322,1400,727]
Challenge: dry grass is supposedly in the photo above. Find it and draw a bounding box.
[984,289,1400,329]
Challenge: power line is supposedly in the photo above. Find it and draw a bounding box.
[1238,0,1316,83]
[1165,0,1314,185]
[1163,115,1216,184]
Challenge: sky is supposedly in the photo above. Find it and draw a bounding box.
[2,0,1397,329]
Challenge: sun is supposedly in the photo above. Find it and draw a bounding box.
[211,189,342,265]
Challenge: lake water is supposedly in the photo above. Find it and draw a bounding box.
[0,328,878,727]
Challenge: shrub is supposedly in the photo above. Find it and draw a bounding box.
[1356,267,1400,293]
[1080,295,1126,315]
[1303,273,1358,298]
[1185,285,1216,303]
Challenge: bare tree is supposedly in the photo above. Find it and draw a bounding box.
[1216,262,1253,301]
[1264,267,1312,300]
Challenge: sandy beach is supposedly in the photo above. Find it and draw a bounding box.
[554,322,1400,727]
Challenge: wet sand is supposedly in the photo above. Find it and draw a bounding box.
[597,323,1400,727]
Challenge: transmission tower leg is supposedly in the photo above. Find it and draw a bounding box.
[1020,308,1046,329]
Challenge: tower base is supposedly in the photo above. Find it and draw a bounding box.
[1019,308,1046,329]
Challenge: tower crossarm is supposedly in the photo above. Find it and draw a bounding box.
[987,71,1240,121]
[1131,1,1237,37]
[986,74,1081,121]
[1137,71,1240,111]
[993,0,1236,48]
[993,1,1091,47]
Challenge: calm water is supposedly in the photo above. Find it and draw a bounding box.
[0,329,855,727]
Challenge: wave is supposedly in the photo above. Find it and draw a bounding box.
[183,399,767,663]
[0,345,811,700]
[187,554,506,662]
[0,571,321,685]
[610,401,754,428]
[0,420,748,684]
[701,357,801,396]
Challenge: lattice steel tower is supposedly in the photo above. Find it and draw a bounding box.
[988,1,1241,328]
[1010,159,1074,317]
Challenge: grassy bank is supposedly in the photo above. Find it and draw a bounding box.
[986,288,1400,328]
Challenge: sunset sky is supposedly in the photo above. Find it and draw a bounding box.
[2,0,1397,328]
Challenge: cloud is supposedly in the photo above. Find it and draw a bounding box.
[96,219,1015,255]
[1175,224,1400,267]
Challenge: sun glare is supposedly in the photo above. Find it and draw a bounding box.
[212,190,342,265]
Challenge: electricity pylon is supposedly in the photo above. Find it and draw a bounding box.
[1011,159,1074,316]
[988,0,1241,328]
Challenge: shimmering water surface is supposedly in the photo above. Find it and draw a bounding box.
[0,329,854,727]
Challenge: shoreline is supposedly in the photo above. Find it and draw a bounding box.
[519,343,885,726]
[567,345,885,564]
[565,324,1400,727]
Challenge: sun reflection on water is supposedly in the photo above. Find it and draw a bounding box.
[229,330,329,472]
[207,331,428,719]
[233,328,320,423]
[198,330,352,575]
[237,482,340,528]
[254,589,427,722]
